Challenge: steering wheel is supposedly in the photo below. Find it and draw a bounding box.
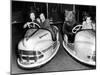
[24,22,40,29]
[72,25,82,33]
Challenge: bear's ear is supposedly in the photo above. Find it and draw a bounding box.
[69,11,75,15]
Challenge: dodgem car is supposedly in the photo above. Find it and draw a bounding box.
[17,21,60,69]
[63,17,96,66]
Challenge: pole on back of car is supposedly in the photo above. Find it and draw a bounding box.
[73,4,75,13]
[46,3,48,19]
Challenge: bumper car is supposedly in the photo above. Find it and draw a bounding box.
[63,24,96,66]
[17,22,60,69]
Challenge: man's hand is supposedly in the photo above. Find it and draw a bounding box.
[36,18,41,23]
[23,22,31,28]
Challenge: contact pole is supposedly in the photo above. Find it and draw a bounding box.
[46,3,48,19]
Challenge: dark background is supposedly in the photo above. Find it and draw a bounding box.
[12,1,96,23]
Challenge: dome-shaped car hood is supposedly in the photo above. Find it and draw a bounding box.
[18,29,53,51]
[74,30,95,62]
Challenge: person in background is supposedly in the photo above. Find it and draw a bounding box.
[82,13,96,31]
